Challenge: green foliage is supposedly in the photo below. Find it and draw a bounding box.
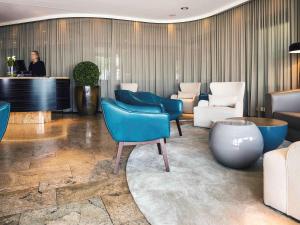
[73,61,100,86]
[6,56,16,67]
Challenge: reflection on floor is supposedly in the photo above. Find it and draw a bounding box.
[0,114,149,225]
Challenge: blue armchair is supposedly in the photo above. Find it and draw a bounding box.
[0,102,10,141]
[101,98,170,174]
[115,90,183,136]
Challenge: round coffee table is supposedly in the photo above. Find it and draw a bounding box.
[231,117,288,153]
[209,120,264,169]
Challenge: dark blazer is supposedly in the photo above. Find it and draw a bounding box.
[29,61,46,77]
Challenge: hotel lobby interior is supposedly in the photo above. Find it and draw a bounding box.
[0,0,300,224]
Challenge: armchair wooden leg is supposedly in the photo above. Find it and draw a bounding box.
[164,138,166,143]
[157,143,162,155]
[160,139,170,172]
[114,142,124,174]
[176,119,182,136]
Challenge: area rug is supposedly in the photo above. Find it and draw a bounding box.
[126,124,297,225]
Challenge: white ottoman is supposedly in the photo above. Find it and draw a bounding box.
[264,141,300,221]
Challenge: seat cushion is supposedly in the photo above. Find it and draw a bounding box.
[181,99,194,114]
[274,112,300,130]
[209,95,237,107]
[178,91,195,99]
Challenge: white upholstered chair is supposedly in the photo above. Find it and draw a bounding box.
[264,141,300,221]
[194,82,245,127]
[171,82,201,114]
[120,83,138,92]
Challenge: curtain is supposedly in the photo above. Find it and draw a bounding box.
[0,0,299,114]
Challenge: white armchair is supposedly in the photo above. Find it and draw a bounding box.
[171,83,201,114]
[264,141,300,221]
[194,82,245,127]
[120,83,138,92]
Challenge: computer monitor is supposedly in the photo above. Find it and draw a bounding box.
[15,60,27,74]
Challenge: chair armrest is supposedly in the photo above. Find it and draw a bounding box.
[119,111,170,142]
[116,101,162,113]
[287,142,300,164]
[160,98,183,113]
[286,141,300,218]
[197,100,209,107]
[234,100,244,115]
[265,90,300,117]
[133,99,165,113]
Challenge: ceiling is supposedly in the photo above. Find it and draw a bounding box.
[0,0,249,26]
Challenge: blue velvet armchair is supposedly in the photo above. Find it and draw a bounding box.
[115,90,183,136]
[0,102,10,141]
[101,98,170,174]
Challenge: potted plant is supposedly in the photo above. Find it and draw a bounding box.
[6,56,16,76]
[73,61,100,115]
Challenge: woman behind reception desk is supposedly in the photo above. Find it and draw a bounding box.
[28,51,46,77]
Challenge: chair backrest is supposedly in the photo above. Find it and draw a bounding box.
[115,90,158,106]
[133,92,160,104]
[120,83,138,92]
[180,83,201,95]
[115,90,135,104]
[210,82,245,100]
[0,102,10,141]
[101,98,129,142]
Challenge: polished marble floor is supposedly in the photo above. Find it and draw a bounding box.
[0,114,149,225]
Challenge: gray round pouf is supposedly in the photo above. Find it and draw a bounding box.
[209,120,264,169]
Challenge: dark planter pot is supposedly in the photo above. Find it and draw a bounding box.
[75,86,99,115]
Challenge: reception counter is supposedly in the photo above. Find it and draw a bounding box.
[0,77,70,123]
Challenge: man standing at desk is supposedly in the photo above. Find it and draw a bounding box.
[28,51,46,77]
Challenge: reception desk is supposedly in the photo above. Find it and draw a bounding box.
[0,77,70,123]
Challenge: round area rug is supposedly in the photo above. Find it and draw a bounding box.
[126,124,297,225]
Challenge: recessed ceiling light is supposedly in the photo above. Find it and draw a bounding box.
[181,7,189,10]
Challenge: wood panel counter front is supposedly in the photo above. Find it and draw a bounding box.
[0,77,70,123]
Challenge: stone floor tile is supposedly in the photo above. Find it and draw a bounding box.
[0,145,33,161]
[0,160,30,173]
[19,197,112,225]
[0,164,72,192]
[101,193,146,225]
[121,218,150,225]
[0,188,56,217]
[0,115,147,223]
[69,160,111,184]
[56,175,129,205]
[0,214,20,225]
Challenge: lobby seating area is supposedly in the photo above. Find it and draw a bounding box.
[0,0,300,224]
